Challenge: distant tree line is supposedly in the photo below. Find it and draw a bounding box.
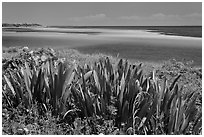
[2,23,42,27]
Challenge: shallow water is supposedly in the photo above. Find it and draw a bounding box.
[2,27,202,66]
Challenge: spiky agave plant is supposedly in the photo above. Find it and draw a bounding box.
[3,52,201,135]
[3,59,76,117]
[77,57,202,135]
[3,62,36,109]
[131,71,202,135]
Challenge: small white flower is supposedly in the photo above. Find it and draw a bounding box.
[23,127,29,133]
[23,47,29,50]
[50,48,55,53]
[22,47,29,52]
[41,55,47,62]
[29,50,33,54]
[60,58,66,63]
[18,128,23,131]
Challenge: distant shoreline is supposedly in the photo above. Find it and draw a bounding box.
[2,26,201,67]
[3,25,202,38]
[2,23,43,28]
[2,27,101,35]
[48,25,202,38]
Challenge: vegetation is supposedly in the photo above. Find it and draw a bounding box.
[2,23,42,28]
[2,47,202,135]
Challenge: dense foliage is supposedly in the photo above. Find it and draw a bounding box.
[2,47,202,135]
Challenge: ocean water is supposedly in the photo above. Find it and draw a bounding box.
[49,26,202,38]
[2,26,202,66]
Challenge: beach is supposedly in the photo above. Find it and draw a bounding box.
[2,27,202,66]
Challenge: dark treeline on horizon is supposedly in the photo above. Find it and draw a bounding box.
[48,25,201,28]
[2,23,42,27]
[2,23,201,28]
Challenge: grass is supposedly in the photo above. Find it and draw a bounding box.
[2,47,202,135]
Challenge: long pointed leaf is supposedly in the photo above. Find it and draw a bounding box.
[4,75,16,96]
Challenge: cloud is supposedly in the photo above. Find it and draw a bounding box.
[116,13,201,26]
[68,14,107,22]
[184,13,202,18]
[67,12,201,26]
[152,13,176,18]
[118,13,201,22]
[118,16,140,20]
[87,14,106,19]
[118,13,180,21]
[151,13,180,20]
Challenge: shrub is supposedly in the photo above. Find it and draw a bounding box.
[2,48,202,135]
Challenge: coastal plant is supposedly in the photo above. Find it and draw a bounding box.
[3,55,76,117]
[3,60,38,109]
[70,57,202,135]
[60,57,202,134]
[2,48,202,135]
[131,72,202,135]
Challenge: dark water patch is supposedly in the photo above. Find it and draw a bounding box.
[2,35,78,48]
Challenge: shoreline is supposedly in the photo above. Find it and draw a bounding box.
[2,27,202,67]
[2,26,202,38]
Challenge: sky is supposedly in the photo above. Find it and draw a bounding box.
[2,2,202,26]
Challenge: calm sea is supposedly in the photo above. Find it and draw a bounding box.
[2,26,202,66]
[49,26,202,38]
